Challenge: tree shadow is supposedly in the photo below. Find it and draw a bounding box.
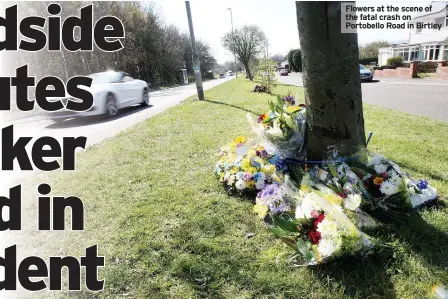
[392,212,448,271]
[203,99,259,115]
[312,255,397,298]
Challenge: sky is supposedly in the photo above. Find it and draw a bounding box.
[153,0,431,64]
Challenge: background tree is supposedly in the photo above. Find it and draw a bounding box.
[292,49,302,72]
[287,49,297,71]
[359,40,389,64]
[270,53,285,64]
[11,1,217,87]
[296,2,366,159]
[222,25,268,80]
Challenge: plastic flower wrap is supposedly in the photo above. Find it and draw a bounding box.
[215,136,283,195]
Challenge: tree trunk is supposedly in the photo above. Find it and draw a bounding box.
[244,61,253,80]
[296,2,366,160]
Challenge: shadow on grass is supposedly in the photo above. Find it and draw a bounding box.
[204,99,259,115]
[313,255,397,298]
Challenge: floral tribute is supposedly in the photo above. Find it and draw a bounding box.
[215,93,439,265]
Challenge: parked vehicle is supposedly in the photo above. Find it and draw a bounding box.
[280,69,289,76]
[359,64,373,81]
[47,71,150,120]
[227,71,234,77]
[219,73,226,79]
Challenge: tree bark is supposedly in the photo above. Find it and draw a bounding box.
[244,61,253,80]
[296,1,366,160]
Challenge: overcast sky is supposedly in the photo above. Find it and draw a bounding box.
[152,1,430,63]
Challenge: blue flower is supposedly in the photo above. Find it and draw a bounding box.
[416,179,428,190]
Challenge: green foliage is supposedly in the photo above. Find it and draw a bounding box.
[257,57,277,93]
[287,49,297,71]
[386,56,404,67]
[359,40,389,59]
[292,49,303,72]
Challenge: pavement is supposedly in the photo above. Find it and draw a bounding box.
[276,72,448,122]
[0,76,235,192]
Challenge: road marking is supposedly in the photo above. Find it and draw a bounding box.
[378,80,448,86]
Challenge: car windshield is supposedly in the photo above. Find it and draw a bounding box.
[89,72,123,84]
[359,64,367,70]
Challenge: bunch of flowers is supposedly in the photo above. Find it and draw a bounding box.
[215,136,281,194]
[269,190,374,265]
[253,183,291,219]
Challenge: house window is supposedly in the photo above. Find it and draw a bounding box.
[446,10,448,27]
[422,45,441,60]
[444,48,448,60]
[410,47,420,61]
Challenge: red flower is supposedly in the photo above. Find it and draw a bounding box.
[313,213,325,229]
[381,172,388,178]
[257,113,267,123]
[308,230,321,244]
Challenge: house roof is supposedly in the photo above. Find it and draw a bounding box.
[412,1,448,21]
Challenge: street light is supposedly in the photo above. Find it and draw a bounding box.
[227,7,237,78]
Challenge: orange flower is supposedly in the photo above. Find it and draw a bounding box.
[373,177,384,185]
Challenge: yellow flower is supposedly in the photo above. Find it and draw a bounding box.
[230,167,239,174]
[261,164,276,175]
[219,173,224,182]
[248,166,257,173]
[241,158,251,171]
[246,181,255,189]
[373,177,384,185]
[286,106,302,114]
[234,136,247,144]
[253,199,269,219]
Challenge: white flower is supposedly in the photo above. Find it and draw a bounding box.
[234,145,249,156]
[344,194,361,210]
[389,173,402,186]
[300,193,321,219]
[295,205,305,219]
[236,172,244,180]
[228,175,235,185]
[367,154,385,166]
[408,186,416,195]
[317,236,342,257]
[235,180,246,190]
[317,218,339,238]
[380,180,398,196]
[373,164,388,174]
[224,172,231,181]
[255,180,265,190]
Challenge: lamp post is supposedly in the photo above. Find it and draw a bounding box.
[185,1,204,100]
[227,8,237,78]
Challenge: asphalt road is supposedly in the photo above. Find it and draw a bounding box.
[277,73,448,122]
[0,76,235,191]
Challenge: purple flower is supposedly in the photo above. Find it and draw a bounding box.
[269,196,290,214]
[243,172,252,182]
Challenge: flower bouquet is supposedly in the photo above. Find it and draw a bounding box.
[215,136,283,195]
[248,93,307,160]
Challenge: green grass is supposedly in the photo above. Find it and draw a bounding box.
[18,78,448,298]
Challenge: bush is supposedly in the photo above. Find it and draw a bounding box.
[382,65,397,69]
[359,57,378,65]
[292,49,302,72]
[418,61,438,73]
[372,66,383,70]
[386,56,404,67]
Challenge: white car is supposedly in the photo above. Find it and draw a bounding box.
[48,71,150,120]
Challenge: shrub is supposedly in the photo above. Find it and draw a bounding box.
[292,49,302,72]
[372,66,383,70]
[359,57,378,65]
[418,61,438,73]
[386,56,404,67]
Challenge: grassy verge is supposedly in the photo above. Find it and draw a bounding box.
[19,78,447,299]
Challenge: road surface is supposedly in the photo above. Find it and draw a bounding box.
[277,72,448,122]
[0,76,234,191]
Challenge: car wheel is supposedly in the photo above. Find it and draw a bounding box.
[105,93,118,117]
[140,88,149,106]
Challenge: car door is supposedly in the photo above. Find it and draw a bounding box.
[118,75,140,107]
